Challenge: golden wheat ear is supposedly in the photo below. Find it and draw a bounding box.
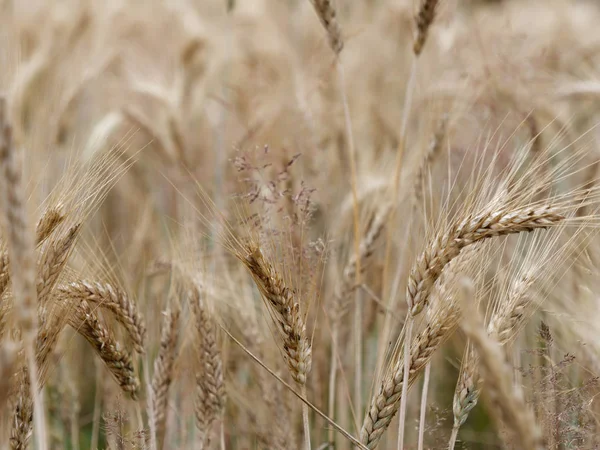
[70,301,140,399]
[57,280,146,354]
[189,285,225,447]
[151,303,180,448]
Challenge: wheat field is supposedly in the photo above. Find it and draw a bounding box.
[2,0,600,449]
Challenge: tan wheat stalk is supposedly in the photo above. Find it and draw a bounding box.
[190,286,225,447]
[413,0,440,56]
[57,280,146,354]
[0,98,37,341]
[36,224,81,305]
[71,301,140,399]
[1,97,47,450]
[151,304,180,448]
[459,279,544,450]
[308,0,343,55]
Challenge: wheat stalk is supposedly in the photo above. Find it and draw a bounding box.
[1,96,48,450]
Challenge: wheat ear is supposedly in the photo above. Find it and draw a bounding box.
[36,224,81,305]
[450,271,538,445]
[151,304,180,448]
[190,286,225,446]
[35,206,66,246]
[58,280,146,354]
[413,0,439,56]
[309,0,344,55]
[242,245,312,386]
[459,279,544,450]
[407,205,564,317]
[360,304,460,449]
[449,344,480,449]
[0,205,66,300]
[71,301,140,399]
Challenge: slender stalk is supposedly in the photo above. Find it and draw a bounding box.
[448,427,459,450]
[328,328,339,447]
[417,363,431,450]
[397,318,413,450]
[90,362,102,450]
[302,385,312,450]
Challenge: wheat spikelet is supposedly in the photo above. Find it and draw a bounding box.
[451,345,480,435]
[36,224,81,305]
[459,280,544,450]
[0,339,18,412]
[0,252,8,300]
[151,304,180,447]
[58,280,146,354]
[242,245,312,386]
[35,206,66,246]
[487,275,535,346]
[407,205,564,317]
[71,301,139,399]
[190,286,225,445]
[0,206,66,300]
[11,367,32,450]
[309,0,344,55]
[413,0,439,56]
